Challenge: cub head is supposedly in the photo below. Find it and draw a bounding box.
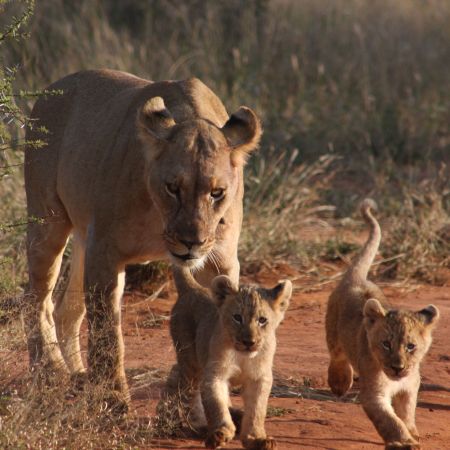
[363,298,439,380]
[137,95,261,268]
[211,276,292,356]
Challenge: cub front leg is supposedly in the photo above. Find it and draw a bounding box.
[84,242,129,414]
[360,388,419,449]
[240,376,276,450]
[392,385,420,442]
[201,375,236,448]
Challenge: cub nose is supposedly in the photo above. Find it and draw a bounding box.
[391,364,405,375]
[242,339,256,348]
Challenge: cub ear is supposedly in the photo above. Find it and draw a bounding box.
[211,275,238,306]
[221,106,262,165]
[268,280,292,312]
[417,304,440,327]
[137,96,176,143]
[363,298,386,327]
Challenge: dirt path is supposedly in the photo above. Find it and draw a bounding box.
[121,268,450,450]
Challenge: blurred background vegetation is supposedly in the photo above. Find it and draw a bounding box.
[1,0,449,294]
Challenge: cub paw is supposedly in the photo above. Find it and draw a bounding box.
[243,437,277,450]
[385,440,421,450]
[205,425,235,449]
[407,427,420,442]
[328,364,352,397]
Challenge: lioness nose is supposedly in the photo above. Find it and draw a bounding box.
[179,238,206,249]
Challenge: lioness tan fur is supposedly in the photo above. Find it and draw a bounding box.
[24,69,261,410]
[165,267,292,449]
[326,199,439,450]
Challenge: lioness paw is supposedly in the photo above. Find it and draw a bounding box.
[93,390,129,417]
[205,425,235,449]
[243,437,277,450]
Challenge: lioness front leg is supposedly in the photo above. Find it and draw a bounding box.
[84,244,129,414]
[54,232,86,376]
[25,218,71,379]
[240,376,276,450]
[201,376,236,448]
[360,390,419,449]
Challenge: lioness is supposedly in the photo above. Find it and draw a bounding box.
[166,267,292,449]
[326,199,439,450]
[24,69,261,410]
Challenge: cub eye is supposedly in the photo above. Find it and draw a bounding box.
[406,343,416,352]
[211,188,225,201]
[258,317,268,326]
[382,340,391,351]
[232,314,242,324]
[165,183,179,197]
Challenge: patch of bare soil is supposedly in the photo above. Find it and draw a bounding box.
[120,266,450,450]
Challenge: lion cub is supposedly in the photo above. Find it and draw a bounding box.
[326,199,439,450]
[166,267,292,449]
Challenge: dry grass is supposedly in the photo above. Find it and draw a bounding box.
[0,314,161,449]
[240,151,337,267]
[379,165,450,282]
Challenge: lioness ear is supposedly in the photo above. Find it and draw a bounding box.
[222,106,262,165]
[417,304,439,327]
[137,96,176,142]
[212,275,238,306]
[268,280,292,312]
[363,298,386,327]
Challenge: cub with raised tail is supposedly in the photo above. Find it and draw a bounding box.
[326,199,439,450]
[166,267,292,450]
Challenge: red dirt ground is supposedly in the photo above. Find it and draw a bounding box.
[120,265,450,450]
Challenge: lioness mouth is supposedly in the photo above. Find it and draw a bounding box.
[170,251,198,261]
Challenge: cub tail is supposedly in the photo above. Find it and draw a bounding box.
[345,198,381,282]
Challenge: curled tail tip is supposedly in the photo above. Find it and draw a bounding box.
[360,198,378,219]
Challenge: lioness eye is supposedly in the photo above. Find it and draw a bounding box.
[406,343,416,352]
[166,183,179,197]
[382,340,391,351]
[232,314,242,324]
[258,317,267,326]
[211,188,225,200]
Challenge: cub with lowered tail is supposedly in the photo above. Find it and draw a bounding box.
[166,267,292,449]
[326,199,439,450]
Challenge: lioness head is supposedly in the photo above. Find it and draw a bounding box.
[137,96,261,268]
[211,276,292,355]
[363,298,439,379]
